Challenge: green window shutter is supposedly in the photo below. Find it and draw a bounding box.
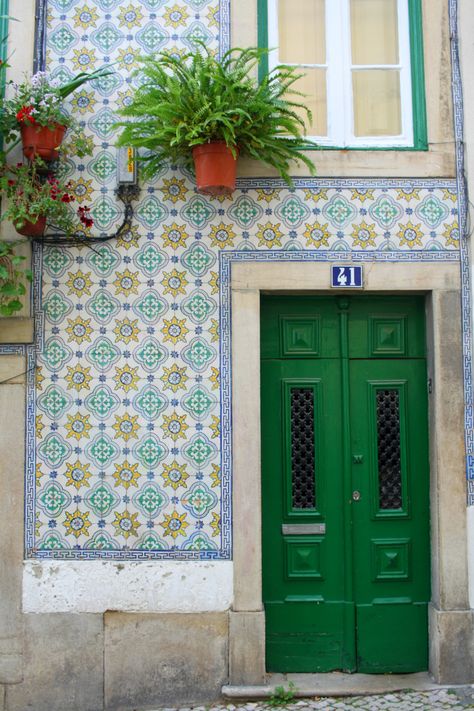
[257,0,270,83]
[409,0,428,150]
[258,0,428,151]
[0,0,9,98]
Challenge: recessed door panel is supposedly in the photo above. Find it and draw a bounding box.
[261,295,430,673]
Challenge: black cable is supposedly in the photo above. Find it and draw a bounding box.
[0,363,37,386]
[27,182,140,247]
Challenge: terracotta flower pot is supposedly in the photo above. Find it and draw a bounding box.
[192,142,237,197]
[21,123,67,161]
[15,215,47,237]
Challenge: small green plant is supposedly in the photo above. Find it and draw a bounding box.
[268,681,297,707]
[116,44,317,184]
[0,239,31,316]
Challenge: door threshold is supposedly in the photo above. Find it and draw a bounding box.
[222,672,450,699]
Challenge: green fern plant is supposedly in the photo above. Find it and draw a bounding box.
[116,45,317,184]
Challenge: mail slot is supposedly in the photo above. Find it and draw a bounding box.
[282,523,326,535]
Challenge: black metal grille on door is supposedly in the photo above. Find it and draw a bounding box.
[290,388,316,509]
[376,389,402,509]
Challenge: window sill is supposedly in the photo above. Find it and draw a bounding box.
[237,144,456,180]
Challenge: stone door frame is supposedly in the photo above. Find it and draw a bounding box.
[228,260,470,684]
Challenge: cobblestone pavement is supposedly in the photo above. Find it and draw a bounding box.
[155,688,474,711]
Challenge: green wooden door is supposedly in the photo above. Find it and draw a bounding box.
[261,295,430,673]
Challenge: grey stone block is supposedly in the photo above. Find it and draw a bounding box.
[229,610,265,685]
[429,605,474,683]
[5,614,103,711]
[104,612,228,711]
[0,383,26,684]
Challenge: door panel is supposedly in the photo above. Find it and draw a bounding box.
[350,360,430,672]
[261,295,430,674]
[261,358,351,671]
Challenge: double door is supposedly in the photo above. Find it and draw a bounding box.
[261,295,430,673]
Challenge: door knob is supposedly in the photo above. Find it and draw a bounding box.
[352,490,361,501]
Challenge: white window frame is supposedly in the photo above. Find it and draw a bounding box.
[267,0,414,148]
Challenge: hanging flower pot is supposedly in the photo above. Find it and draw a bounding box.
[192,142,237,197]
[14,215,47,237]
[21,123,67,161]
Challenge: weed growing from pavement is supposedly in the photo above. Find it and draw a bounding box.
[267,682,297,707]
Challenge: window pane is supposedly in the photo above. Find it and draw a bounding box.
[376,389,403,510]
[279,0,326,65]
[290,388,316,509]
[352,70,401,136]
[351,0,399,65]
[291,69,327,136]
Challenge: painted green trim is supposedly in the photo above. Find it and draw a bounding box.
[409,0,428,150]
[292,143,427,153]
[367,380,410,520]
[282,378,323,519]
[257,0,269,82]
[337,298,356,668]
[0,0,9,99]
[258,0,428,152]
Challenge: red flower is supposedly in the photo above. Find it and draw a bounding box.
[16,105,36,125]
[7,180,15,186]
[78,205,93,228]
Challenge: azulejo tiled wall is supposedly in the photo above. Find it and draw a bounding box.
[28,0,460,559]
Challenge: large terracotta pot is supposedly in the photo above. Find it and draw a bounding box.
[15,215,47,237]
[192,142,237,197]
[21,123,67,161]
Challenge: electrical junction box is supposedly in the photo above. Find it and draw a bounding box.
[117,146,138,185]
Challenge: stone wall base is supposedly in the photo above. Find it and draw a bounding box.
[2,608,474,710]
[3,612,228,711]
[429,605,474,683]
[104,612,228,711]
[5,614,103,711]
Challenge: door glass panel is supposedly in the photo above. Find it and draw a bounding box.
[279,0,326,65]
[290,69,327,136]
[376,389,402,510]
[352,70,402,136]
[350,0,399,65]
[290,388,316,509]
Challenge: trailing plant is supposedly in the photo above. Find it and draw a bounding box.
[0,238,31,316]
[0,14,31,317]
[116,45,317,184]
[0,158,94,236]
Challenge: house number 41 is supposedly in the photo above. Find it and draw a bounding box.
[331,265,363,288]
